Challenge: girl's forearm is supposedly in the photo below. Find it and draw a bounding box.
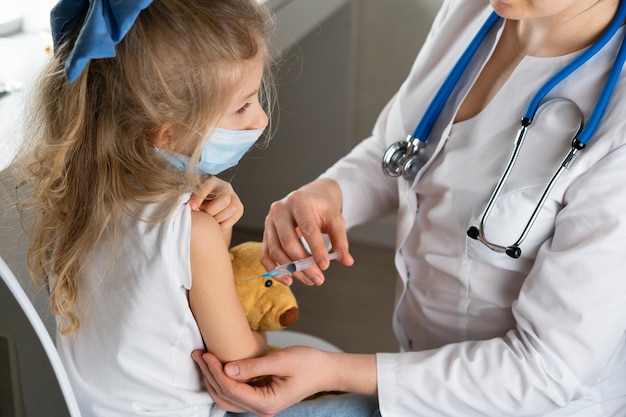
[253,331,268,356]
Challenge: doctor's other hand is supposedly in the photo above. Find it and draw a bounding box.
[262,178,354,286]
[191,347,331,417]
[189,176,244,230]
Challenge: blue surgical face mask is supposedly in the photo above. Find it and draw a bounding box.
[156,127,265,175]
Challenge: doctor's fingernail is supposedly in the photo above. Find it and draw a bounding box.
[225,364,240,376]
[311,274,323,285]
[278,276,293,286]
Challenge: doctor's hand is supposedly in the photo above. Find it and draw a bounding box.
[262,178,354,286]
[192,347,328,417]
[189,177,244,230]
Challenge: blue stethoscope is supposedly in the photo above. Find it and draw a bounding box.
[382,3,626,258]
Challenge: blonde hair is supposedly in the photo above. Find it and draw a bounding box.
[17,0,274,334]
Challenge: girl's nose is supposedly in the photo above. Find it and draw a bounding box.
[248,106,268,130]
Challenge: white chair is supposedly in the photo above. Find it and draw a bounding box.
[0,255,81,416]
[267,330,343,352]
[0,172,80,416]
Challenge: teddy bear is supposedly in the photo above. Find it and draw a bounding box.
[231,242,344,399]
[230,241,299,331]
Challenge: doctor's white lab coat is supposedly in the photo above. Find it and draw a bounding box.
[321,0,626,415]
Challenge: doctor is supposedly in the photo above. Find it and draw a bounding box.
[193,0,626,415]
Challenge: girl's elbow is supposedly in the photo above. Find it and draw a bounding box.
[212,334,267,363]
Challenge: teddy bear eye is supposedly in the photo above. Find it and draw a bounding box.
[264,279,273,288]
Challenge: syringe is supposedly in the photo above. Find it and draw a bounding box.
[238,251,341,283]
[263,251,341,277]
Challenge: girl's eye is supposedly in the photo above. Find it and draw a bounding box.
[236,102,251,114]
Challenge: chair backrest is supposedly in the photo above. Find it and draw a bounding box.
[0,255,81,417]
[0,173,81,416]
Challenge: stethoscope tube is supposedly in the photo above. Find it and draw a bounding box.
[382,11,501,180]
[523,0,626,128]
[466,99,585,258]
[469,0,626,258]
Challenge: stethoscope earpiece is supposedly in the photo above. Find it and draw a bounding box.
[505,246,521,259]
[466,226,479,240]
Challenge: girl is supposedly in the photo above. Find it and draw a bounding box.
[17,0,274,416]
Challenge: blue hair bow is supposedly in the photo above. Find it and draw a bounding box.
[50,0,153,83]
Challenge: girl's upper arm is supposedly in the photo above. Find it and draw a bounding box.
[188,210,266,363]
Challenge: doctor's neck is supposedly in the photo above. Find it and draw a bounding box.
[502,0,619,58]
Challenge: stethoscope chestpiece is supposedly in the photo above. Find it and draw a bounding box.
[382,136,428,181]
[382,140,409,178]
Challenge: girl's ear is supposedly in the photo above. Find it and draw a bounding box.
[148,122,175,149]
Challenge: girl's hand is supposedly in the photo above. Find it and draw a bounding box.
[262,178,354,286]
[189,177,244,230]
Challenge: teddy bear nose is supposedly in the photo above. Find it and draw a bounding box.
[279,306,299,327]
